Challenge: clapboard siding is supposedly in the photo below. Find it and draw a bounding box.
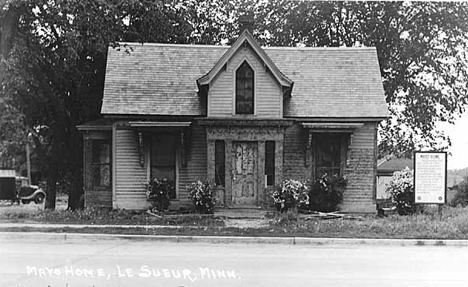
[283,123,309,180]
[114,128,149,210]
[178,123,207,207]
[351,123,375,149]
[209,47,282,118]
[342,123,377,212]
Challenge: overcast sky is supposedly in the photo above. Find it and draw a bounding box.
[440,113,468,170]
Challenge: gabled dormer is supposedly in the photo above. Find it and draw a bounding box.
[197,30,293,118]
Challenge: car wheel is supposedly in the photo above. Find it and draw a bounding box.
[35,194,45,204]
[22,199,30,204]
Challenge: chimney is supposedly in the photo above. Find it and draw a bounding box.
[238,14,254,34]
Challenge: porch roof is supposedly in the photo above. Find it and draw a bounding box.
[77,118,113,131]
[301,122,364,131]
[128,121,191,127]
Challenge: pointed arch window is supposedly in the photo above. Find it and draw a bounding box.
[236,61,254,114]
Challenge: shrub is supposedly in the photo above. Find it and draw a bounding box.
[308,174,347,212]
[272,179,309,212]
[146,178,174,212]
[451,176,468,207]
[187,178,215,214]
[386,168,416,215]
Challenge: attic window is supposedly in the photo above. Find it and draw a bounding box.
[236,61,254,114]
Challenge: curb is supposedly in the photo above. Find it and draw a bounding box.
[0,231,467,247]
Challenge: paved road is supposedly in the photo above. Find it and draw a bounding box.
[1,234,467,287]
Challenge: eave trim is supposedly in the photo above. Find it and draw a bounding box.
[128,121,192,127]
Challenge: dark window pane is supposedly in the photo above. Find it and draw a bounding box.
[215,140,225,186]
[92,164,111,187]
[92,141,110,164]
[235,61,254,114]
[151,135,176,166]
[91,140,111,188]
[236,80,243,91]
[245,80,253,90]
[244,90,253,100]
[265,141,275,186]
[315,134,342,177]
[151,134,177,199]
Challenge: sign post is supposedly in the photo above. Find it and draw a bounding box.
[414,151,447,214]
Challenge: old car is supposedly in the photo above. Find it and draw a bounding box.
[18,184,46,204]
[0,169,46,204]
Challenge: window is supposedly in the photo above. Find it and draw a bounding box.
[315,134,346,177]
[215,140,225,186]
[91,140,111,188]
[265,141,275,186]
[151,134,176,199]
[236,61,254,114]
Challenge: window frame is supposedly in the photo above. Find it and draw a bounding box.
[90,139,112,189]
[265,141,275,187]
[313,133,348,178]
[150,133,178,199]
[234,60,255,115]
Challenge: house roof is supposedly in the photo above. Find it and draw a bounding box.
[101,42,388,119]
[378,157,414,174]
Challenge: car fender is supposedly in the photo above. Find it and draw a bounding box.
[19,188,46,200]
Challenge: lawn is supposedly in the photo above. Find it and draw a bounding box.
[0,200,467,239]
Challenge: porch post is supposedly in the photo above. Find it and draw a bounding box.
[207,139,215,179]
[275,139,284,186]
[225,139,233,206]
[257,141,266,207]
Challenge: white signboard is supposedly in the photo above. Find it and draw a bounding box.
[414,152,447,204]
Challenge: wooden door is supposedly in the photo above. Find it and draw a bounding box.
[232,141,257,205]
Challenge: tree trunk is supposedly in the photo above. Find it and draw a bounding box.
[68,125,84,210]
[44,166,57,210]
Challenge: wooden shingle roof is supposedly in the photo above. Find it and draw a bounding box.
[101,43,388,118]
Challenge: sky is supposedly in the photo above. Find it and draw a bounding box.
[439,113,468,170]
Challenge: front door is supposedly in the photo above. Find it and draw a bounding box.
[232,141,257,205]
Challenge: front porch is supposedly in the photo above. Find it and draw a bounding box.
[202,119,292,209]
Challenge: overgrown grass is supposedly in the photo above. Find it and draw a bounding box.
[1,205,467,239]
[0,208,225,227]
[269,206,468,239]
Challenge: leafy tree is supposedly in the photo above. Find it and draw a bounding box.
[254,1,468,157]
[0,0,192,209]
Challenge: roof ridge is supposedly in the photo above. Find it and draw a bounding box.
[116,42,376,50]
[117,42,229,48]
[264,46,376,50]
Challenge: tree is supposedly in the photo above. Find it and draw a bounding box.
[1,0,192,209]
[253,1,468,157]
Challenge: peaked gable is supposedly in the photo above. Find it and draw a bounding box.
[197,31,293,91]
